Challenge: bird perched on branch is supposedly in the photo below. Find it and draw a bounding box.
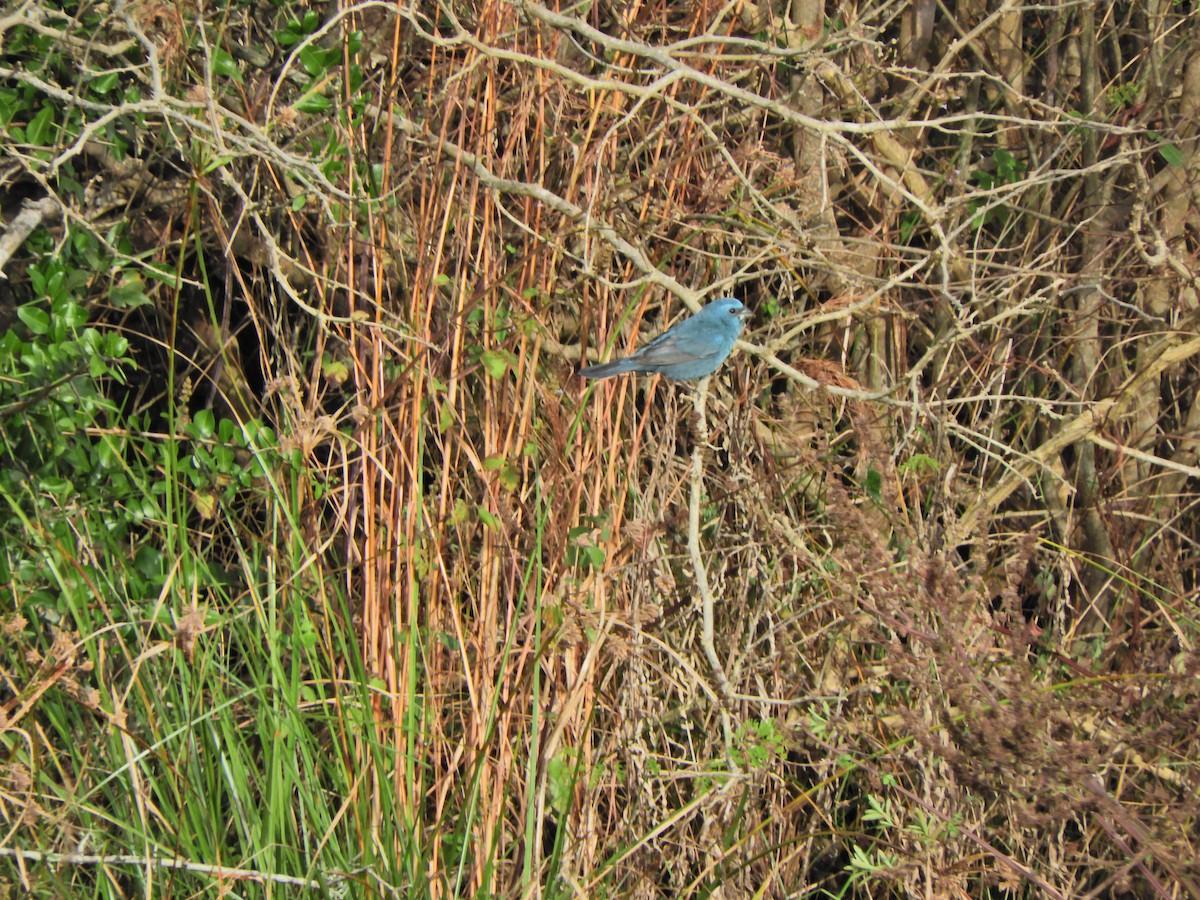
[579,298,750,381]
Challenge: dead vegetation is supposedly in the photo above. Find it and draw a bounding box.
[4,0,1200,896]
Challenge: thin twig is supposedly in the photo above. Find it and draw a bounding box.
[687,377,737,760]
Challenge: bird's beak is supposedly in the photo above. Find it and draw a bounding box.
[736,308,752,321]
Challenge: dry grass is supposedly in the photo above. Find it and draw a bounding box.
[4,0,1200,896]
[333,1,1200,894]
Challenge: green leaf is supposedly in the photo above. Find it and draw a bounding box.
[299,46,329,77]
[59,301,88,329]
[95,437,121,468]
[863,468,882,504]
[103,334,131,359]
[142,262,182,288]
[193,409,216,439]
[44,269,66,303]
[321,354,349,384]
[41,476,73,498]
[546,748,578,815]
[211,48,242,83]
[482,456,519,491]
[1148,132,1185,167]
[293,90,331,114]
[91,72,121,95]
[0,88,20,126]
[193,491,217,519]
[88,352,108,378]
[26,105,55,146]
[1159,143,1184,166]
[134,545,164,578]
[293,617,318,651]
[480,349,514,379]
[110,273,153,309]
[898,453,941,477]
[17,304,50,334]
[200,154,235,175]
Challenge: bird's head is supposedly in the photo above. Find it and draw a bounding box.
[709,297,750,324]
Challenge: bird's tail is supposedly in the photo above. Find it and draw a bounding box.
[578,358,635,379]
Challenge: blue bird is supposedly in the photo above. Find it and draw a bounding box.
[579,298,750,381]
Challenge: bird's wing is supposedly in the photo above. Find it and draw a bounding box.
[627,321,720,366]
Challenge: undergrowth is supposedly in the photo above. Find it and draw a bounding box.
[2,0,1199,897]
